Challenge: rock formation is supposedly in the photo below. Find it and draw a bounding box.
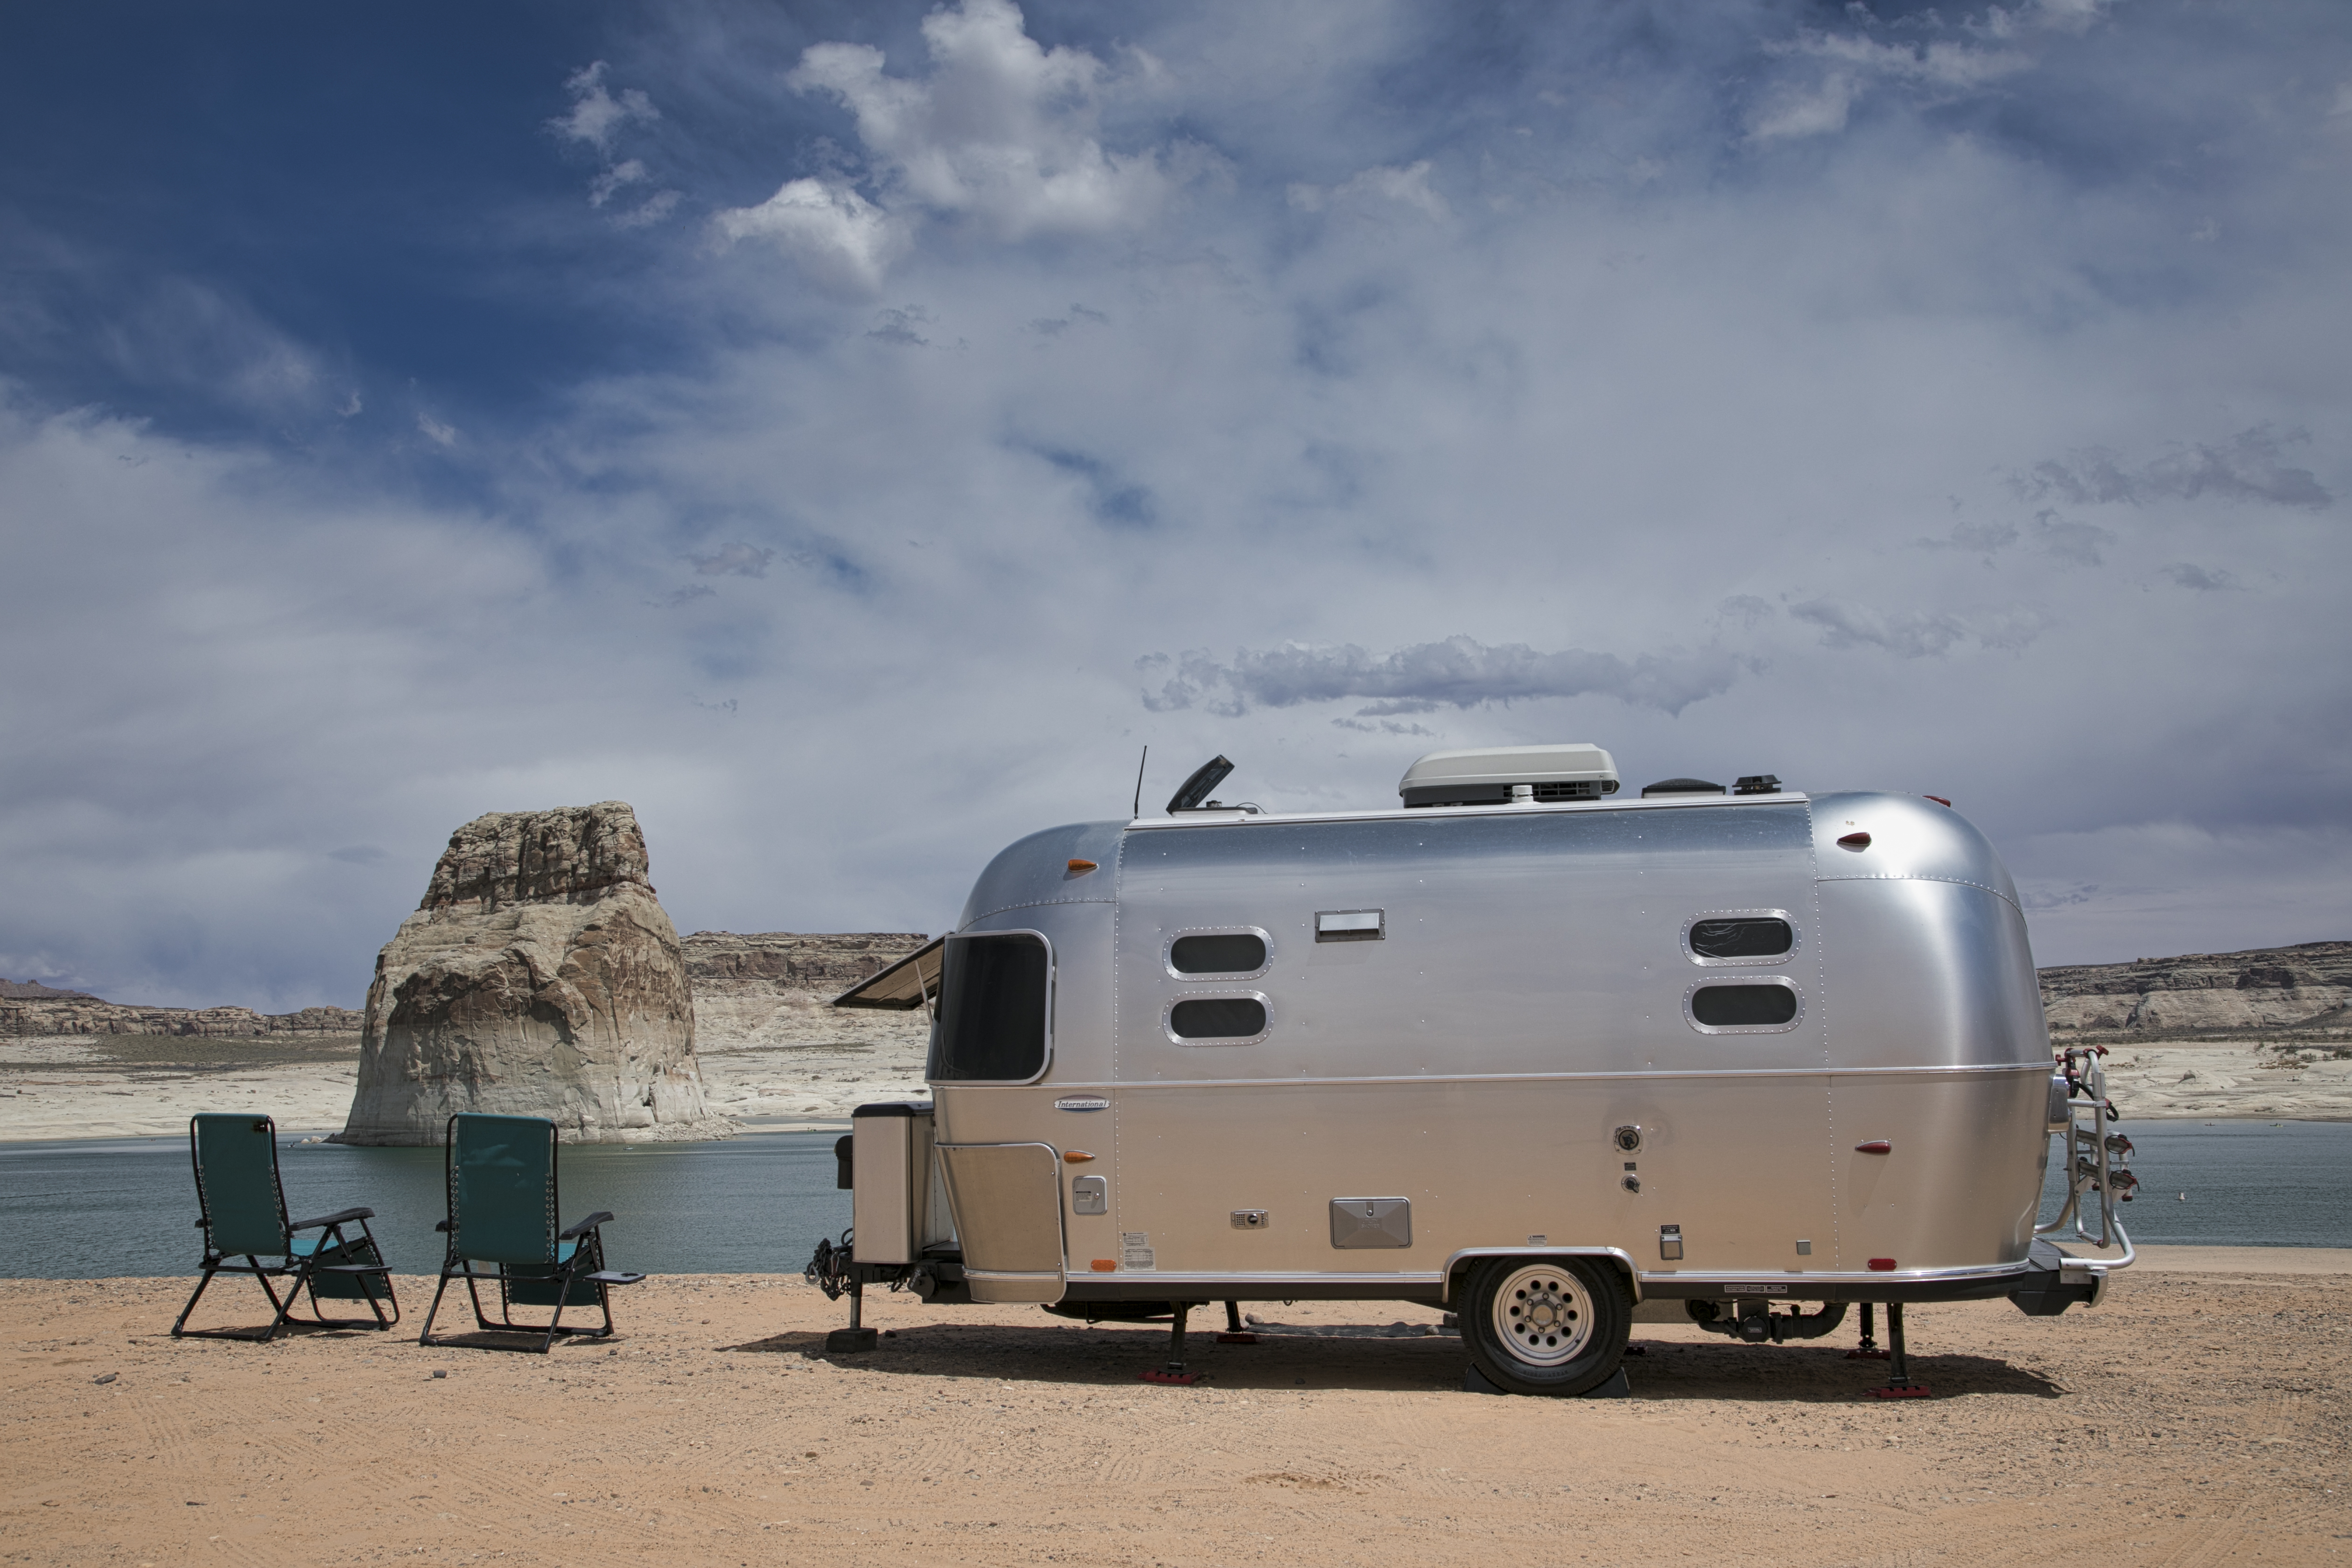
[681,931,931,1048]
[2039,940,2352,1034]
[335,802,721,1145]
[0,989,363,1038]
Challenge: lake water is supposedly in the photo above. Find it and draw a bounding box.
[0,1131,848,1280]
[0,1118,2343,1281]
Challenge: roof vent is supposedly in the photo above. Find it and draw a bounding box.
[1398,744,1618,809]
[1640,777,1725,798]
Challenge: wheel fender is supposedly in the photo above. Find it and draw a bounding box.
[1442,1247,1640,1306]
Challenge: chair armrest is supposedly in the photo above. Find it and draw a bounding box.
[559,1211,616,1240]
[289,1207,376,1230]
[584,1271,645,1286]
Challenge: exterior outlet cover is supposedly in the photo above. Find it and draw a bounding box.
[1069,1175,1108,1215]
[1659,1224,1684,1261]
[1329,1197,1411,1249]
[1231,1209,1269,1230]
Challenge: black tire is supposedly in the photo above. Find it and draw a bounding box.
[1460,1255,1630,1396]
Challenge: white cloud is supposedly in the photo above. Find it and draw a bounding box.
[612,189,682,230]
[589,159,649,209]
[1288,161,1448,220]
[791,0,1169,240]
[710,177,904,294]
[10,1,2352,1013]
[1749,22,2037,141]
[550,61,659,150]
[713,0,1175,288]
[414,412,457,446]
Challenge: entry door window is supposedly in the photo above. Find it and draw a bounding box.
[929,931,1053,1083]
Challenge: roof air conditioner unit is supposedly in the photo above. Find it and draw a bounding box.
[1397,744,1620,809]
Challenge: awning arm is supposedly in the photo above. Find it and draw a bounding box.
[831,937,945,1012]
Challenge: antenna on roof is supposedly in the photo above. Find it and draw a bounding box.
[1166,755,1234,813]
[1132,745,1148,819]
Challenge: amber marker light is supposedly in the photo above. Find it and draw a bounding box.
[1090,1259,1118,1272]
[1063,1150,1096,1162]
[1067,858,1099,873]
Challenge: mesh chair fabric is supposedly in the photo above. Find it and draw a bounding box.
[191,1114,291,1257]
[448,1114,560,1266]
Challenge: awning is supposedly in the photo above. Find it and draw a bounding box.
[831,937,945,1011]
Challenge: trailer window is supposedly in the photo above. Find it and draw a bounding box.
[1689,917,1792,959]
[1169,933,1267,975]
[929,931,1051,1083]
[1169,996,1268,1042]
[1690,983,1799,1028]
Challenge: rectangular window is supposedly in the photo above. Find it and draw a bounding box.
[928,931,1052,1083]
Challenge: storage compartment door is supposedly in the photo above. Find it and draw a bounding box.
[936,1142,1066,1303]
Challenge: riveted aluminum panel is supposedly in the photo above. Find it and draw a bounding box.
[1108,1076,1834,1277]
[957,820,1127,931]
[1112,803,1822,1084]
[935,1142,1064,1302]
[1814,877,2046,1071]
[1810,792,2021,907]
[1833,1068,2052,1268]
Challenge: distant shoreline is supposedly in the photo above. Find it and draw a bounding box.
[1,1107,2347,1148]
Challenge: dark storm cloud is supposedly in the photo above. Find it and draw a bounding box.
[2016,426,2335,511]
[691,542,777,577]
[1136,637,1746,717]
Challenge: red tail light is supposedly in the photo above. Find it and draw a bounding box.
[1868,1258,1897,1272]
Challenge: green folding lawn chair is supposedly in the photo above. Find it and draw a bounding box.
[171,1113,399,1341]
[418,1113,644,1353]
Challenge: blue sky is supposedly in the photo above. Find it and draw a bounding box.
[3,0,2348,1008]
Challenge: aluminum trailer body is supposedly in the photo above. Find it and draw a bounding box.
[826,780,2128,1393]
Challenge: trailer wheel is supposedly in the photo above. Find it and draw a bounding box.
[1461,1256,1629,1396]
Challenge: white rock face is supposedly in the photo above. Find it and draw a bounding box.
[335,802,722,1145]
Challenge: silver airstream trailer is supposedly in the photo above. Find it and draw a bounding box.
[811,745,2134,1397]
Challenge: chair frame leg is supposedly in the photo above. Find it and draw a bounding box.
[174,1255,298,1343]
[421,1247,617,1354]
[171,1262,224,1338]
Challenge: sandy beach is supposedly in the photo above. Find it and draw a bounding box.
[2,1250,2344,1567]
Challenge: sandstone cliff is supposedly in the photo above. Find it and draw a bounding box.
[2039,940,2352,1034]
[335,802,721,1145]
[0,993,363,1039]
[682,931,931,1049]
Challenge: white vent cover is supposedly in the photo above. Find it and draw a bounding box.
[1398,743,1619,808]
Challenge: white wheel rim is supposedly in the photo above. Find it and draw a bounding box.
[1489,1263,1594,1366]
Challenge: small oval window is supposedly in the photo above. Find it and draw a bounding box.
[1170,997,1267,1039]
[1689,917,1793,959]
[1691,983,1799,1028]
[1170,933,1267,974]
